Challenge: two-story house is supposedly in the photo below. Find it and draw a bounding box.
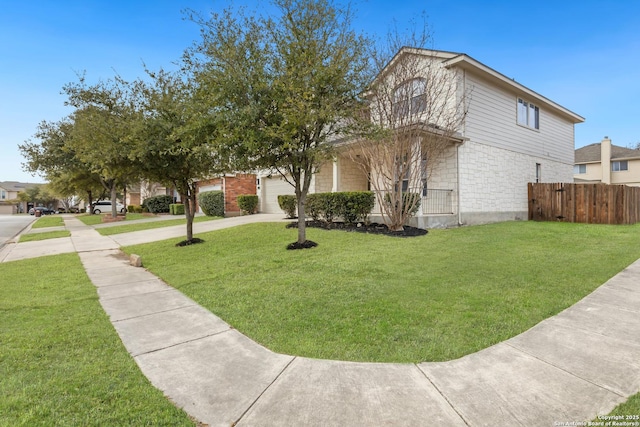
[574,137,640,187]
[0,181,38,214]
[258,48,584,227]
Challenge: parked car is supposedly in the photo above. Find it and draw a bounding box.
[29,206,54,215]
[89,200,126,214]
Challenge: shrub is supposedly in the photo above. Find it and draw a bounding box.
[307,192,375,224]
[198,190,224,217]
[169,204,185,215]
[134,205,144,213]
[306,194,322,221]
[237,194,258,215]
[278,195,297,218]
[127,205,136,213]
[144,195,173,214]
[338,191,375,224]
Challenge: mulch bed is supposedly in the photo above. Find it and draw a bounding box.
[286,221,428,238]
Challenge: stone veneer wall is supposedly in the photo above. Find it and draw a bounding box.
[458,141,572,225]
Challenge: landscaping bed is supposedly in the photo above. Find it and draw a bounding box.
[287,220,428,237]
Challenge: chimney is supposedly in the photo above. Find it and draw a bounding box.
[601,136,612,184]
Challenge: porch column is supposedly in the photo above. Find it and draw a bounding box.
[332,157,340,192]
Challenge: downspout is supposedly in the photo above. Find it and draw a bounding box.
[457,143,462,226]
[458,69,466,227]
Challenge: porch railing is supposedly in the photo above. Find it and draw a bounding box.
[422,189,454,214]
[372,188,454,215]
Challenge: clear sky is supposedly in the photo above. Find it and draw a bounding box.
[2,0,639,183]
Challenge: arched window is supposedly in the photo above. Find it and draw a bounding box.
[392,78,427,119]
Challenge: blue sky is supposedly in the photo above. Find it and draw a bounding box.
[2,0,639,183]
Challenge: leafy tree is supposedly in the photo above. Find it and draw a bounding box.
[20,117,105,211]
[63,75,140,217]
[188,0,371,248]
[130,68,225,244]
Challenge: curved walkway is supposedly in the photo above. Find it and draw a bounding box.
[2,214,639,426]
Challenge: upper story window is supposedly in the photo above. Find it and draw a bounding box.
[0,190,5,199]
[393,78,427,119]
[612,160,628,172]
[574,164,586,174]
[517,98,539,130]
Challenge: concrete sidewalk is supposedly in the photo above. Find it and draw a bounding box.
[3,214,640,426]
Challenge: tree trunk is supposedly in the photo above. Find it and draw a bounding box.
[87,190,93,215]
[110,185,118,218]
[297,192,306,244]
[184,190,194,242]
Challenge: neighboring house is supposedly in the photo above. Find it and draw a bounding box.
[258,48,584,227]
[126,181,170,207]
[574,137,640,186]
[0,181,39,214]
[197,174,256,216]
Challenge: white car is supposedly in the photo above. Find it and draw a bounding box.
[89,200,126,214]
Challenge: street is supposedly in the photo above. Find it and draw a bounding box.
[0,214,35,248]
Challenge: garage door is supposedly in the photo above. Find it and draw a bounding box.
[261,176,295,214]
[198,184,222,213]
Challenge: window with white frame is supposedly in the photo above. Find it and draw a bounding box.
[517,98,539,130]
[612,160,628,172]
[0,190,5,199]
[393,78,427,120]
[573,164,586,174]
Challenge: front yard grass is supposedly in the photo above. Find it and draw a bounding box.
[97,215,221,236]
[31,216,64,228]
[19,230,71,242]
[124,221,640,364]
[0,254,195,426]
[77,212,150,226]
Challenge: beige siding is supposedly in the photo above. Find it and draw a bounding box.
[464,72,575,165]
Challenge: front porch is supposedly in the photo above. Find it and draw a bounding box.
[318,148,459,228]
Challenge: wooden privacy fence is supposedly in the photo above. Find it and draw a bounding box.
[528,183,640,224]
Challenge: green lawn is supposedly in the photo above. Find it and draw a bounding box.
[19,230,71,242]
[0,254,195,426]
[97,215,221,236]
[31,216,64,228]
[123,221,640,364]
[77,212,151,226]
[603,394,640,417]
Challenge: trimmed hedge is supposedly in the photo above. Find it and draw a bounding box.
[278,195,297,219]
[305,191,375,224]
[127,205,145,214]
[237,194,258,215]
[143,195,173,214]
[169,204,185,215]
[198,190,224,217]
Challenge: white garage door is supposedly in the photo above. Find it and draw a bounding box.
[261,176,295,214]
[198,184,222,213]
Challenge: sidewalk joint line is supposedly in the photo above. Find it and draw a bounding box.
[414,364,472,427]
[111,303,198,323]
[131,328,234,357]
[233,356,297,426]
[503,342,626,398]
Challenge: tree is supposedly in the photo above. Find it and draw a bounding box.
[130,68,224,244]
[348,21,469,231]
[188,0,371,248]
[63,75,140,217]
[20,117,105,211]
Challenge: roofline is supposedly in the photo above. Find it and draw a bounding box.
[441,53,584,123]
